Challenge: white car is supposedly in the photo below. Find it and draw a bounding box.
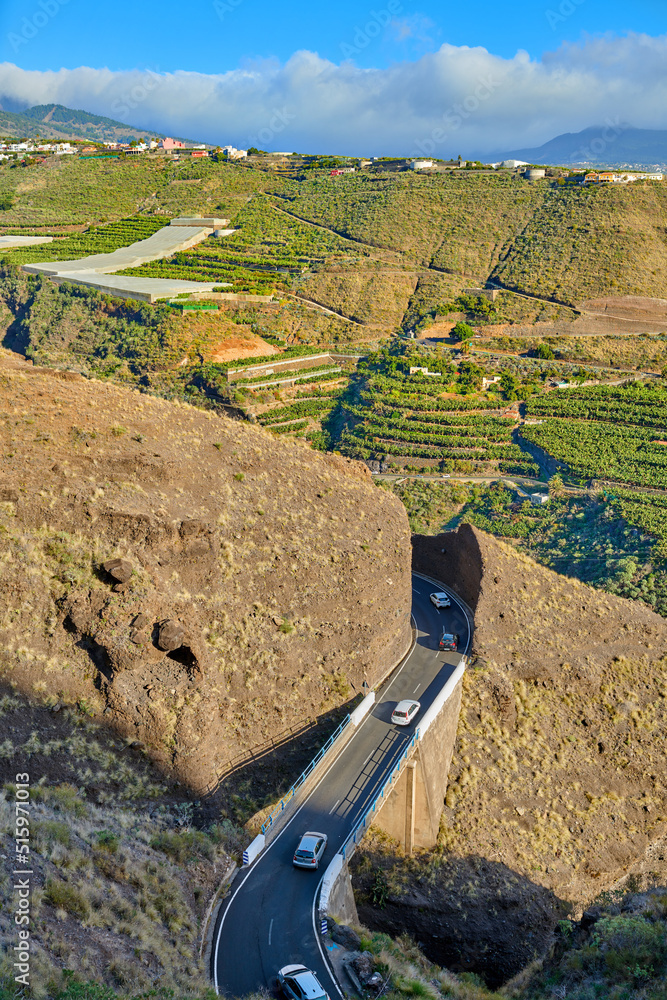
[391,699,421,726]
[278,965,330,1000]
[430,592,451,609]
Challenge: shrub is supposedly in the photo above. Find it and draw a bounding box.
[149,828,215,863]
[44,878,90,919]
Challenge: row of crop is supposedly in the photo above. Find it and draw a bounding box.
[269,420,309,434]
[220,346,325,373]
[345,417,512,449]
[258,395,342,425]
[401,413,515,440]
[244,371,344,392]
[606,489,667,554]
[341,425,527,461]
[531,383,667,406]
[359,387,502,411]
[235,364,340,386]
[1,215,171,265]
[527,389,667,429]
[521,420,667,488]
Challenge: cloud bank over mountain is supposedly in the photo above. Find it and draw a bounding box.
[1,32,666,155]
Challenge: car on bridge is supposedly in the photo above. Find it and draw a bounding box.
[278,965,330,1000]
[293,831,328,869]
[429,592,451,608]
[439,629,460,651]
[391,699,421,726]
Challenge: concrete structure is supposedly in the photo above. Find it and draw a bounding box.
[320,657,466,929]
[47,272,222,304]
[410,159,433,170]
[0,235,53,249]
[482,375,502,390]
[170,217,229,228]
[530,492,550,506]
[463,286,499,302]
[21,220,232,304]
[371,664,464,851]
[24,224,216,277]
[524,168,546,181]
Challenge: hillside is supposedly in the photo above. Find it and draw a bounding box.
[0,102,180,143]
[0,688,237,994]
[0,348,412,797]
[351,523,667,988]
[1,158,667,326]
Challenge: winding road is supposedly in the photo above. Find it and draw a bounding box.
[212,574,472,999]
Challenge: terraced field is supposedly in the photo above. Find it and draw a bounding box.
[328,352,539,475]
[522,383,667,488]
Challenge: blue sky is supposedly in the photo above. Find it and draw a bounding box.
[0,0,665,154]
[0,0,664,73]
[0,0,667,73]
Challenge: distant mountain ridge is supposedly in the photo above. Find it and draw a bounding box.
[492,125,667,168]
[0,102,194,144]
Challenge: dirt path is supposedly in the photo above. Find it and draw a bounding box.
[289,293,364,325]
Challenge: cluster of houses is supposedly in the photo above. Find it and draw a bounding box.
[0,136,216,162]
[584,170,664,184]
[0,139,77,160]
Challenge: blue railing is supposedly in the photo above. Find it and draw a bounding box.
[261,715,351,834]
[339,729,420,859]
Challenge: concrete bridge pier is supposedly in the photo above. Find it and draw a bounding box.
[373,669,464,852]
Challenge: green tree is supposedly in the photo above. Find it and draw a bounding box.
[500,371,518,401]
[452,321,475,342]
[549,473,565,496]
[536,342,555,360]
[457,359,484,393]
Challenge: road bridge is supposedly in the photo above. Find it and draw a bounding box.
[211,573,471,998]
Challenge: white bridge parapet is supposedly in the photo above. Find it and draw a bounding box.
[418,658,465,737]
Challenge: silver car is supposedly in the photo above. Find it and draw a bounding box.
[293,831,328,869]
[278,965,330,1000]
[391,699,421,726]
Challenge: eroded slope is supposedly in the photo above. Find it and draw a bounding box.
[0,349,412,794]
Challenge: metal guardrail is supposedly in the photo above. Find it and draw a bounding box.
[260,715,351,834]
[338,729,419,860]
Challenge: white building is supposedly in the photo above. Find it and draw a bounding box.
[410,159,433,171]
[530,493,550,506]
[222,145,248,159]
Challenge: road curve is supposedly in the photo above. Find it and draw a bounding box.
[212,573,471,998]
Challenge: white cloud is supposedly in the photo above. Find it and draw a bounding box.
[0,32,666,155]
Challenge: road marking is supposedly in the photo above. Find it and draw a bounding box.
[328,799,341,815]
[359,746,379,772]
[268,919,273,945]
[212,587,469,999]
[413,684,420,694]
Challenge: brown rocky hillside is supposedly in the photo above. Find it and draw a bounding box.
[0,348,412,796]
[351,526,667,987]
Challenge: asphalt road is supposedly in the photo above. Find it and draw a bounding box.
[212,573,471,999]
